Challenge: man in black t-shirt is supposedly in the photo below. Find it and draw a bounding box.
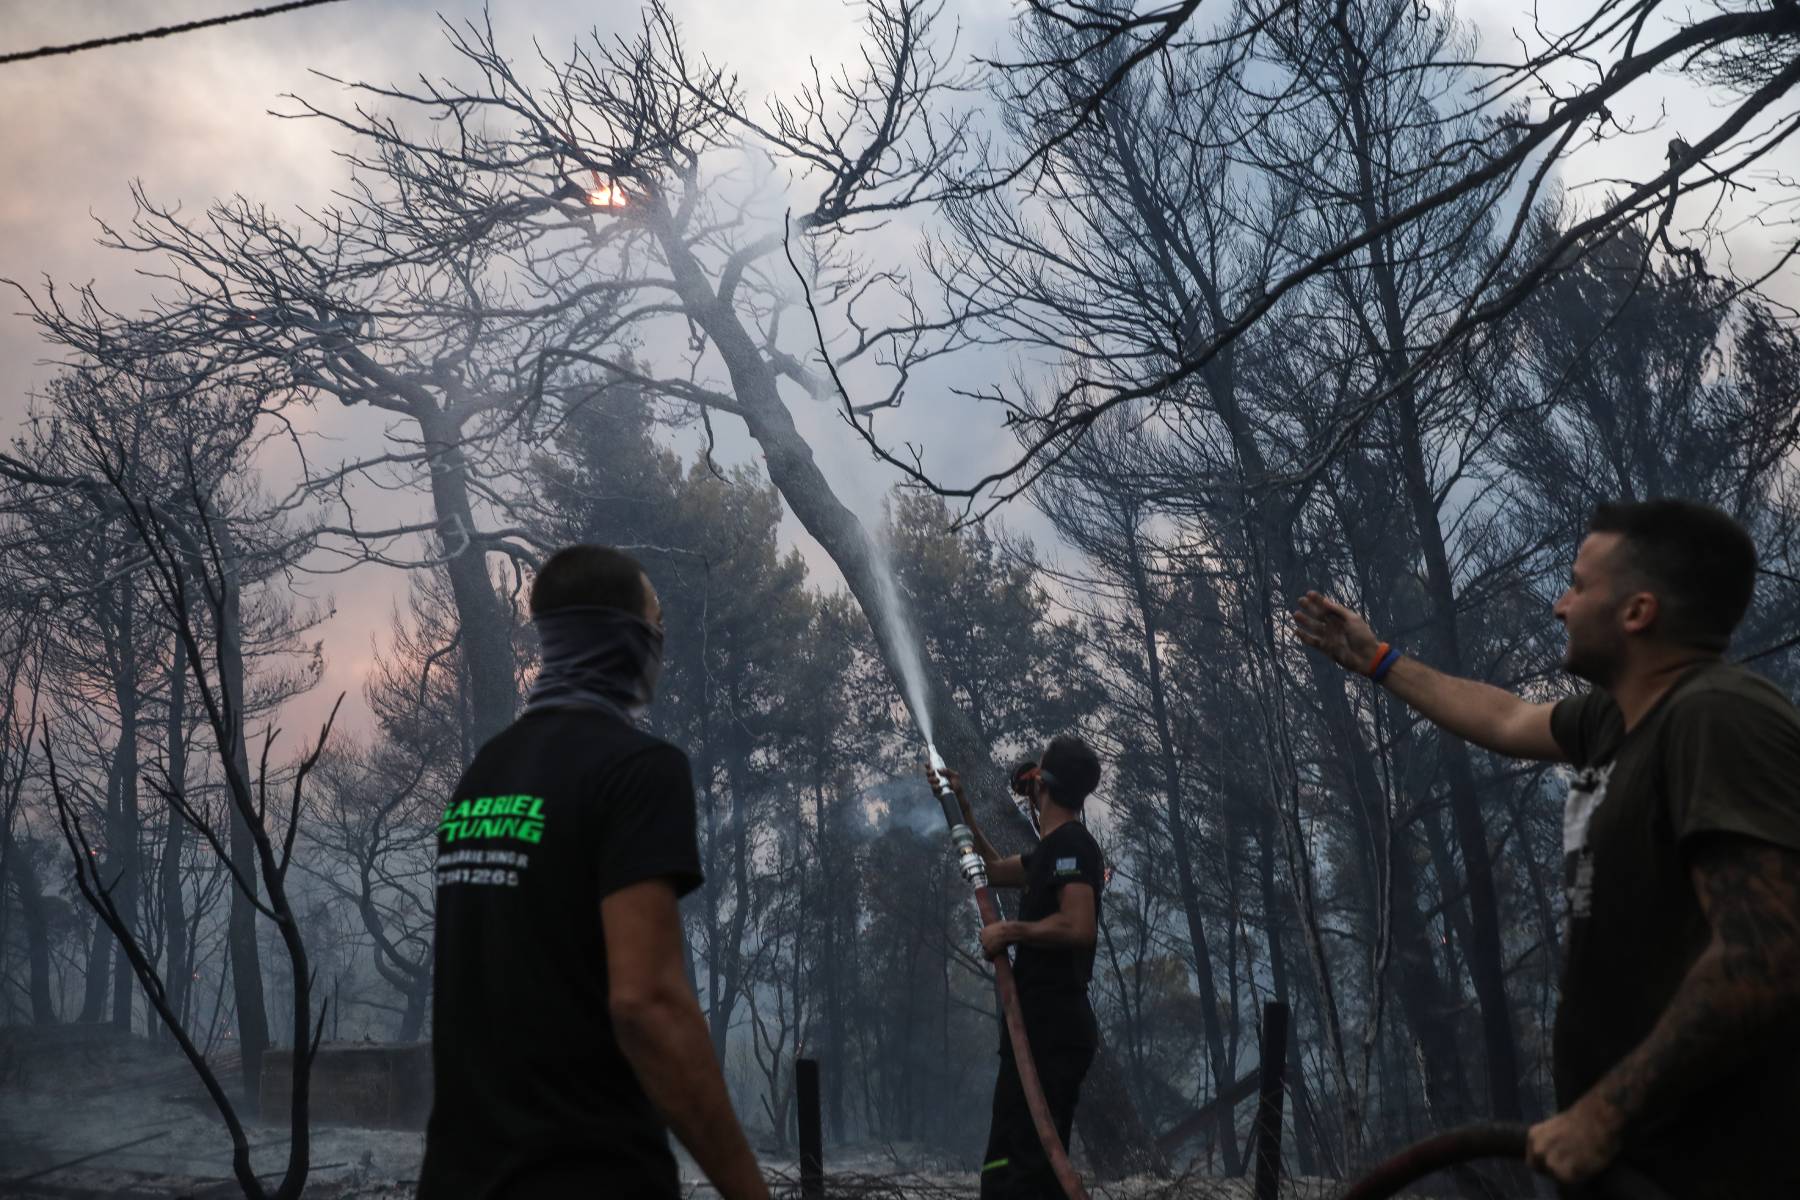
[420,545,766,1200]
[930,735,1106,1200]
[1295,499,1800,1198]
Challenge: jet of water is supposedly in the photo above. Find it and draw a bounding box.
[864,526,934,746]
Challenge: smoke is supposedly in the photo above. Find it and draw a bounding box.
[864,775,945,838]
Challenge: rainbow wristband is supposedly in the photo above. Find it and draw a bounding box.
[1370,645,1401,683]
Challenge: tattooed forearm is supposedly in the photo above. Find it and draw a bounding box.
[1589,835,1800,1131]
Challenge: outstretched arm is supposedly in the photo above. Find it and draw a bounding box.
[1527,834,1800,1182]
[604,879,768,1200]
[1293,590,1564,762]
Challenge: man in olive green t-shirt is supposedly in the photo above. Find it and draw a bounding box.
[1295,498,1800,1198]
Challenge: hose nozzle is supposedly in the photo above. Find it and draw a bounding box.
[926,742,956,825]
[926,742,988,888]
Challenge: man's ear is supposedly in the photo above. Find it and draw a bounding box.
[1620,589,1660,635]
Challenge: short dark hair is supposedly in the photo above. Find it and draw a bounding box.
[1039,735,1102,810]
[1587,499,1757,651]
[530,545,648,618]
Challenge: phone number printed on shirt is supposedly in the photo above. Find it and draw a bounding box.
[437,847,531,889]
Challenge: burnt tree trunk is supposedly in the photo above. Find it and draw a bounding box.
[710,664,756,1061]
[651,200,1010,816]
[818,779,849,1143]
[1196,326,1364,1152]
[160,633,189,1043]
[698,695,726,1052]
[1336,25,1523,1119]
[7,841,59,1024]
[415,401,517,750]
[397,980,429,1042]
[1127,544,1240,1172]
[108,585,141,1032]
[215,526,271,1108]
[1254,796,1316,1175]
[1315,663,1474,1121]
[1388,391,1521,1119]
[79,909,111,1022]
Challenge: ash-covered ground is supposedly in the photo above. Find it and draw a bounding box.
[0,1024,418,1197]
[0,1027,1407,1198]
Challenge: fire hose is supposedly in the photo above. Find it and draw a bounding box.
[928,745,1090,1200]
[922,751,1676,1200]
[1337,1122,1675,1200]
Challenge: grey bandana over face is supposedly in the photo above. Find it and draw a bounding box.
[523,606,665,720]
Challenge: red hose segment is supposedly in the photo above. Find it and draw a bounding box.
[1337,1121,1673,1200]
[975,885,1089,1200]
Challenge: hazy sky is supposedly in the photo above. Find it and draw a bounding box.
[3,1,1795,738]
[1,0,988,735]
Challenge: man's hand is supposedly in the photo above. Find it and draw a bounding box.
[1293,589,1564,760]
[926,763,975,828]
[1526,1094,1624,1185]
[979,921,1016,960]
[1293,591,1382,673]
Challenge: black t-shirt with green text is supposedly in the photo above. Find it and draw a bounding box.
[1550,662,1800,1197]
[1009,820,1105,1050]
[418,708,703,1200]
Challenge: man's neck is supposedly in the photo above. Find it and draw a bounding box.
[1608,648,1721,731]
[1037,803,1080,839]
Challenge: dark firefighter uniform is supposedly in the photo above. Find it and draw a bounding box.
[981,819,1104,1199]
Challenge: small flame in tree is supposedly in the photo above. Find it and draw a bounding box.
[585,175,628,208]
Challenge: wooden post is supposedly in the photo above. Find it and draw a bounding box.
[1253,1000,1290,1200]
[797,1056,824,1200]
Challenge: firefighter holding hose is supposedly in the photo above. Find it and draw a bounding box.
[929,736,1105,1200]
[1295,499,1800,1198]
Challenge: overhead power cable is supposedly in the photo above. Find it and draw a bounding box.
[0,0,350,67]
